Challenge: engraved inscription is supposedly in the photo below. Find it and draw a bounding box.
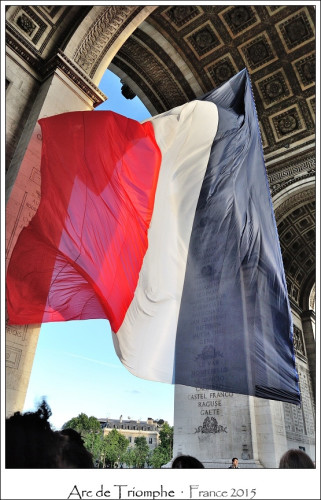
[6,325,27,341]
[30,167,41,186]
[6,346,22,369]
[187,389,233,435]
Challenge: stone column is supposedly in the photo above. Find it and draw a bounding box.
[5,52,106,417]
[300,310,316,400]
[250,398,288,468]
[6,324,41,417]
[172,385,264,468]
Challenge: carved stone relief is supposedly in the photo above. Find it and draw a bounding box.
[161,6,203,30]
[195,416,227,434]
[73,5,139,77]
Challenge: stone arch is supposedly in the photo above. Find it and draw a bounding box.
[274,185,315,309]
[308,283,316,312]
[300,275,316,312]
[273,185,315,234]
[64,5,157,85]
[273,180,315,220]
[273,184,316,402]
[109,18,204,115]
[273,183,315,239]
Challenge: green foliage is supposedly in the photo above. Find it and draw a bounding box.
[149,445,170,468]
[103,429,129,468]
[133,436,150,468]
[84,432,104,465]
[159,422,173,450]
[62,413,101,437]
[61,414,174,469]
[122,447,136,468]
[148,422,174,468]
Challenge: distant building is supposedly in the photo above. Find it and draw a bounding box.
[98,416,160,450]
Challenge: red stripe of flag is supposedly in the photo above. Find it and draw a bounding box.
[6,111,162,331]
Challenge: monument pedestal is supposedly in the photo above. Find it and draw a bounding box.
[171,385,289,468]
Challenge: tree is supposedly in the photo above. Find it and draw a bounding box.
[122,447,136,468]
[149,422,174,468]
[84,432,104,466]
[159,422,173,453]
[62,413,101,436]
[149,446,169,469]
[103,429,129,468]
[133,436,150,468]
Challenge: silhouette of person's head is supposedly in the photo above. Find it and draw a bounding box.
[59,428,94,468]
[172,454,204,468]
[6,399,93,468]
[279,449,315,468]
[6,399,60,468]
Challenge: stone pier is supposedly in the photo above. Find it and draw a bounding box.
[169,384,295,469]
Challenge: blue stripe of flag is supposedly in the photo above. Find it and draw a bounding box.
[174,69,300,405]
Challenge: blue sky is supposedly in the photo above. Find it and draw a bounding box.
[22,70,175,430]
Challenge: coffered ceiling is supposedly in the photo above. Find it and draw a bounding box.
[113,5,315,159]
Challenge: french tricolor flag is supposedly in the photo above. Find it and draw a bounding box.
[6,69,300,404]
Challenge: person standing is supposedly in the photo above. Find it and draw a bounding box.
[229,457,239,468]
